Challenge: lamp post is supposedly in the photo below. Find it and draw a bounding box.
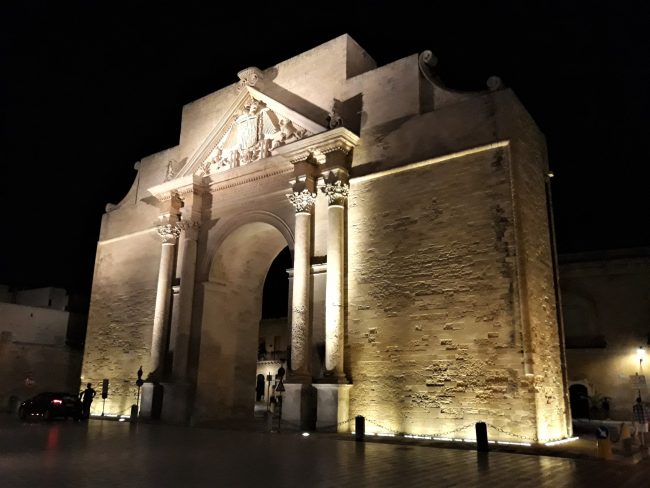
[637,348,646,399]
[638,347,646,373]
[134,366,143,420]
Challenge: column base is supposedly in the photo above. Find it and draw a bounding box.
[139,383,164,420]
[313,383,352,432]
[287,372,312,384]
[160,382,192,424]
[282,383,316,430]
[321,372,350,385]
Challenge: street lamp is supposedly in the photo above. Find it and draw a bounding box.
[132,366,143,422]
[638,347,646,373]
[636,348,646,400]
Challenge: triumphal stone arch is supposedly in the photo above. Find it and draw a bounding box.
[81,35,571,442]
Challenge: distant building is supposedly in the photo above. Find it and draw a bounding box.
[560,248,650,420]
[0,285,86,412]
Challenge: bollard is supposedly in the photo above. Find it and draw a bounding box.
[596,425,612,460]
[475,422,488,452]
[596,438,613,460]
[355,416,365,442]
[622,437,633,457]
[129,404,138,423]
[620,423,633,457]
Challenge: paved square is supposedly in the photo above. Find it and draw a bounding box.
[0,417,648,487]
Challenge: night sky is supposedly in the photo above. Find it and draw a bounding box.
[1,1,649,306]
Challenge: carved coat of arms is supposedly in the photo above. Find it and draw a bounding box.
[198,98,310,176]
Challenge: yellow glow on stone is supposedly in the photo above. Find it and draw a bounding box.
[351,141,510,185]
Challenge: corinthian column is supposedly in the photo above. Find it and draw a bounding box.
[322,179,349,381]
[286,187,317,382]
[172,220,199,381]
[151,222,180,382]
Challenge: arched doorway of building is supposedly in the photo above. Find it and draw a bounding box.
[194,220,292,424]
[569,384,590,419]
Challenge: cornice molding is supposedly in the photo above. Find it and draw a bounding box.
[208,165,294,193]
[147,174,205,202]
[274,127,360,164]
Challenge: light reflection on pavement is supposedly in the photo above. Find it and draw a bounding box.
[0,416,648,487]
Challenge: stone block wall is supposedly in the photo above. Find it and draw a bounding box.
[347,145,547,441]
[81,231,161,416]
[509,135,569,441]
[0,302,69,345]
[0,340,82,412]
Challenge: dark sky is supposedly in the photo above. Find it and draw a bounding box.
[1,1,649,302]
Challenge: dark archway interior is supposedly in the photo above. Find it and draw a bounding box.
[569,384,589,419]
[262,246,292,319]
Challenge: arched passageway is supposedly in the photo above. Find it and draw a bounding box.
[194,221,291,423]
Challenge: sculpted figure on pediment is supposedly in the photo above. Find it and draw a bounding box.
[198,98,311,176]
[232,99,277,163]
[270,119,306,150]
[165,159,183,181]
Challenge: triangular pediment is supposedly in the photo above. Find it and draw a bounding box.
[178,86,327,178]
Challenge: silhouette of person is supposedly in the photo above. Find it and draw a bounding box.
[633,397,649,448]
[256,374,265,401]
[80,383,96,420]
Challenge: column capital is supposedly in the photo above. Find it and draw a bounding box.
[157,223,181,243]
[177,219,200,240]
[287,189,317,213]
[321,181,349,206]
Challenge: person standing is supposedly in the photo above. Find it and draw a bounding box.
[80,383,96,420]
[632,397,649,449]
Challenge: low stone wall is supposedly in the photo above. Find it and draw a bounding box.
[0,341,82,412]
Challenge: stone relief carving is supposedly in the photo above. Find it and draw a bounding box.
[321,180,349,206]
[157,223,181,243]
[237,67,264,90]
[418,50,438,87]
[327,104,343,129]
[170,191,184,213]
[286,189,317,213]
[486,75,504,91]
[197,98,311,176]
[164,159,183,181]
[176,219,200,240]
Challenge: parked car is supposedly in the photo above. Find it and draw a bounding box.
[18,392,82,421]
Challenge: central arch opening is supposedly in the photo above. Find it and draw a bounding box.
[256,247,292,413]
[195,221,292,424]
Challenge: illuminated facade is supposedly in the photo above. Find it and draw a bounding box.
[81,35,570,442]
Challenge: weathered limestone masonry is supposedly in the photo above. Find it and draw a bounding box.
[80,35,570,442]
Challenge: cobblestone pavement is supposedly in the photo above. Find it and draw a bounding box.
[0,417,648,487]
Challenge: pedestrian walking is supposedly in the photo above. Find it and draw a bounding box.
[632,397,649,449]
